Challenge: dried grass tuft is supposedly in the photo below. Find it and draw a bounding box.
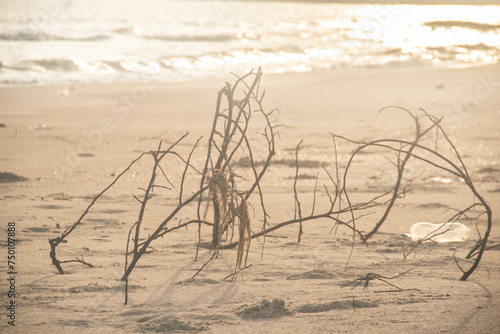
[206,168,251,276]
[209,169,229,249]
[235,199,251,275]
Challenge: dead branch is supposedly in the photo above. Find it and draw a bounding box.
[224,264,252,281]
[54,71,493,299]
[453,251,466,274]
[49,149,150,274]
[467,243,500,259]
[293,140,304,243]
[342,269,414,292]
[192,251,219,279]
[196,69,269,251]
[332,107,492,281]
[420,110,492,281]
[122,137,205,281]
[59,256,94,268]
[357,107,436,241]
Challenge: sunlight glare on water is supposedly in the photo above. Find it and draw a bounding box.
[0,0,499,85]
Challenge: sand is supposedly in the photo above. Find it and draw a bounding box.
[1,64,499,333]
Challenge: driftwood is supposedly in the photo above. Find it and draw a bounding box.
[49,70,493,304]
[333,107,492,281]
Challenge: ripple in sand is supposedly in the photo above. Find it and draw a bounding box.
[176,278,221,286]
[36,204,65,210]
[286,269,335,280]
[296,299,378,313]
[235,299,293,319]
[140,316,207,332]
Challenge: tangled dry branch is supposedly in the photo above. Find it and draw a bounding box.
[50,70,492,305]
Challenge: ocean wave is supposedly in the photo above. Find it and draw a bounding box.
[3,42,497,76]
[2,59,115,72]
[426,43,500,53]
[9,59,81,71]
[456,43,500,51]
[2,58,173,74]
[112,27,136,34]
[111,26,239,42]
[423,21,500,31]
[103,60,169,73]
[2,43,498,86]
[0,31,109,42]
[140,33,237,42]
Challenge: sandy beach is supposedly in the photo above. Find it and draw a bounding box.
[1,64,499,333]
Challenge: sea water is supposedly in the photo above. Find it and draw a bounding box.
[1,0,499,85]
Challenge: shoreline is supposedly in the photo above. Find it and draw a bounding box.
[1,62,498,127]
[1,61,499,90]
[1,62,499,194]
[0,61,498,90]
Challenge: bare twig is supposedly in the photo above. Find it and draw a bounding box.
[59,256,94,268]
[293,140,304,243]
[122,137,206,281]
[192,251,219,279]
[453,251,466,274]
[224,264,252,280]
[342,269,413,292]
[55,73,492,295]
[49,150,150,274]
[332,107,492,281]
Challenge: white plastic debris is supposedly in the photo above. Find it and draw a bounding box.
[430,176,452,184]
[28,124,52,130]
[407,222,471,243]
